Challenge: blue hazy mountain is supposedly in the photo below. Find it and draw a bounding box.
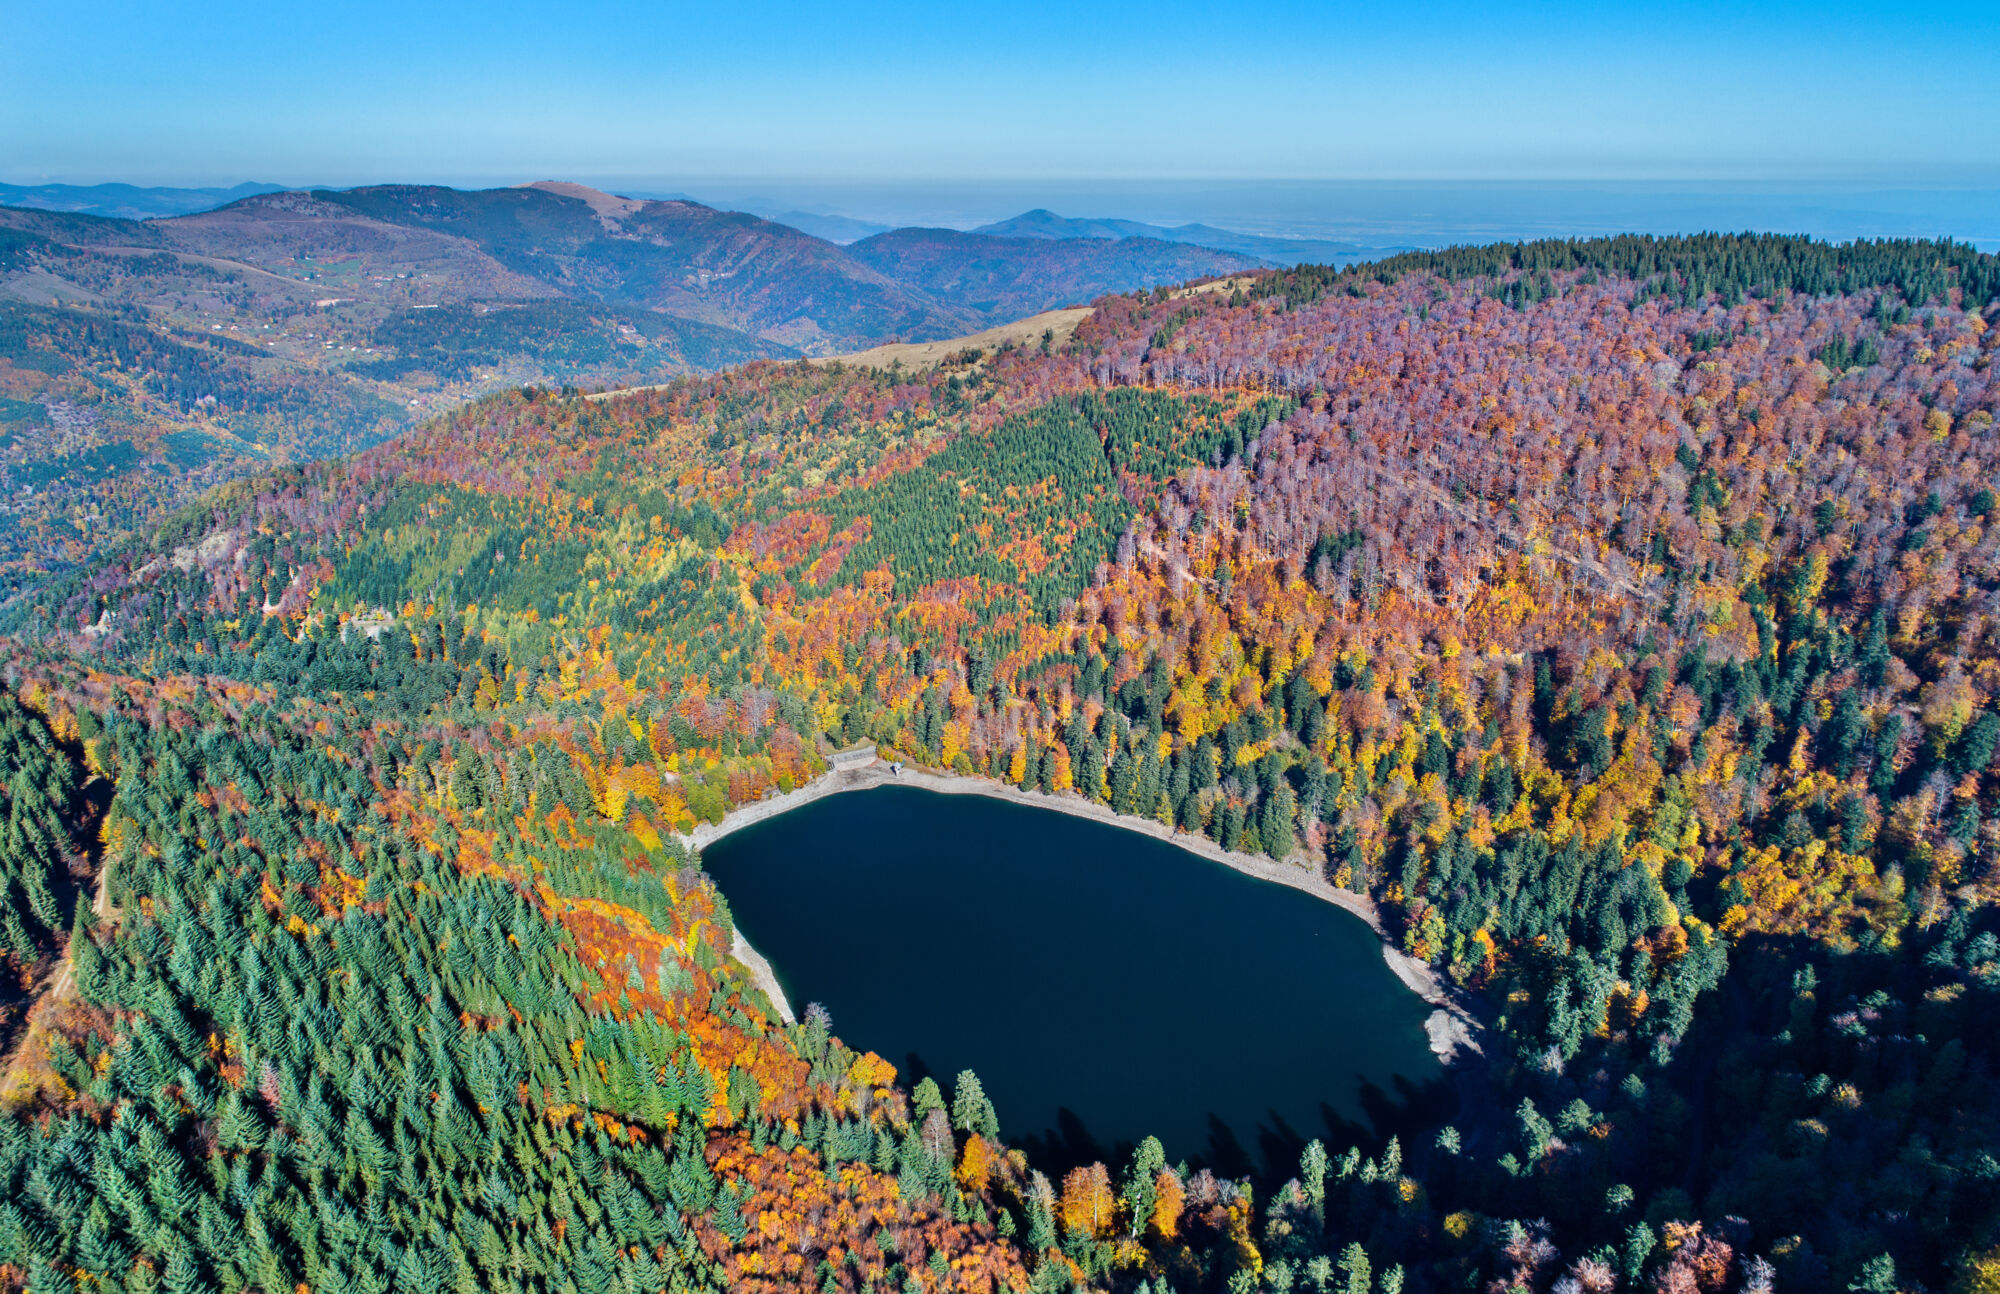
[975,208,1400,266]
[0,181,288,219]
[762,210,895,243]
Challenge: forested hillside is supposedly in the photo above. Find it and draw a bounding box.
[0,296,406,595]
[0,194,785,597]
[0,182,1259,595]
[1,233,1997,1294]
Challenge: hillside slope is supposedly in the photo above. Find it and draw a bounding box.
[0,183,1274,590]
[3,234,1997,1294]
[0,195,786,590]
[809,306,1094,371]
[309,184,978,351]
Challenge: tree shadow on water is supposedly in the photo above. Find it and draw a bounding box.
[897,1048,1128,1182]
[1201,1113,1256,1180]
[898,1052,1458,1192]
[1014,1107,1118,1179]
[900,1051,937,1093]
[1288,1071,1457,1169]
[1197,1069,1459,1189]
[1353,1068,1458,1140]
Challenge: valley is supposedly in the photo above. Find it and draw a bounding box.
[0,183,1261,596]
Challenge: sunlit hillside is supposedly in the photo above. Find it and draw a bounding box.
[0,234,1995,1294]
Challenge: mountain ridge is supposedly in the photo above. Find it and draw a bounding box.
[973,206,1404,266]
[847,225,1257,320]
[0,181,1263,594]
[0,180,288,220]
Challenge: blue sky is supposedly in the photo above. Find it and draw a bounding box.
[5,0,1997,187]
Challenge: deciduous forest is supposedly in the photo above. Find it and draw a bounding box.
[0,233,1996,1294]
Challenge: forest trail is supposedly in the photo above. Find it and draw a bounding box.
[0,781,114,1105]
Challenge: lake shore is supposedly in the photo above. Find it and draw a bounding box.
[730,930,796,1025]
[692,759,1484,1063]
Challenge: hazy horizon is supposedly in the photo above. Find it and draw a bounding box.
[13,0,1997,252]
[4,175,1996,252]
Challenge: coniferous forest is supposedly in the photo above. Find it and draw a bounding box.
[0,233,1997,1294]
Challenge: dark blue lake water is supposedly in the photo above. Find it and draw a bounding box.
[701,785,1446,1179]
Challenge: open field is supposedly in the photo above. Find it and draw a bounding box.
[585,304,1098,401]
[807,305,1094,371]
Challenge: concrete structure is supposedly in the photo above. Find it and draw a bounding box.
[829,742,878,771]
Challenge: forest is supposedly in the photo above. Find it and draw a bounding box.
[353,303,783,384]
[0,298,407,598]
[0,232,1995,1294]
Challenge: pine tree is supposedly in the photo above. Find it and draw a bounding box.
[1300,1140,1328,1226]
[1338,1243,1371,1294]
[951,1070,1000,1140]
[1121,1137,1164,1236]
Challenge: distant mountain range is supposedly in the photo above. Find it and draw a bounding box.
[765,210,894,243]
[973,208,1402,267]
[697,201,896,244]
[0,180,1269,586]
[0,181,288,220]
[0,179,1399,269]
[1,182,1259,354]
[0,181,1399,262]
[846,226,1256,320]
